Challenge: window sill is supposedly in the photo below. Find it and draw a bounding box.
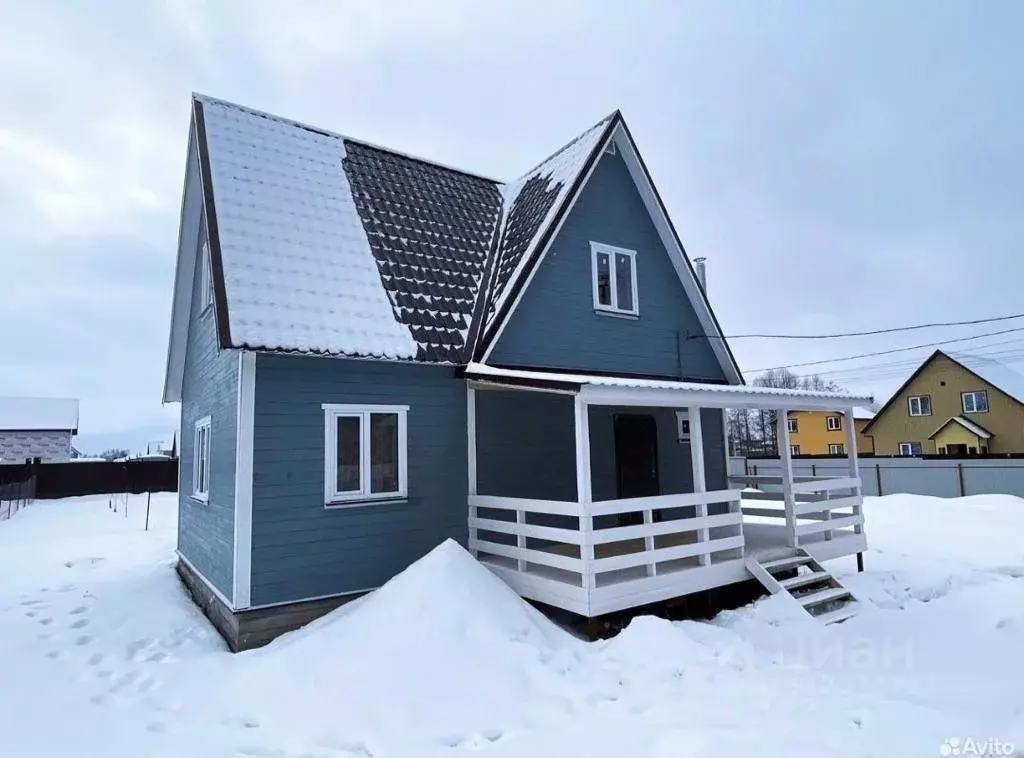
[325,497,408,510]
[190,494,209,505]
[594,308,639,321]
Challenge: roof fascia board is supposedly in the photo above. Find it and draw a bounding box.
[162,115,199,404]
[192,98,233,351]
[611,118,743,385]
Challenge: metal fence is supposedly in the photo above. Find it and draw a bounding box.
[729,456,1024,499]
[0,459,177,500]
[0,473,36,520]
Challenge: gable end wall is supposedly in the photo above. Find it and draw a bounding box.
[488,149,726,381]
[177,140,238,601]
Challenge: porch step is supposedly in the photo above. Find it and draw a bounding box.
[745,549,859,625]
[780,570,831,590]
[798,586,852,608]
[761,555,813,573]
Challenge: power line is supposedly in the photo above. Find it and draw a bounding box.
[813,338,1024,379]
[704,311,1024,340]
[747,326,1024,373]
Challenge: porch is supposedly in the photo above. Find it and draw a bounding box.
[464,363,873,618]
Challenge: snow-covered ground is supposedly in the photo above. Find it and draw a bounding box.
[1,492,1022,757]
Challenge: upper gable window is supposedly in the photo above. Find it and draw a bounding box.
[908,395,932,417]
[201,241,213,312]
[826,415,842,431]
[591,242,638,316]
[962,390,989,414]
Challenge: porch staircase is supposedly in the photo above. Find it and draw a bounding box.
[745,549,859,624]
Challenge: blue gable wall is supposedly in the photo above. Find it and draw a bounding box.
[178,143,238,600]
[249,356,466,607]
[488,149,725,382]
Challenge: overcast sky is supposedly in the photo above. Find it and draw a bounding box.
[1,1,1021,436]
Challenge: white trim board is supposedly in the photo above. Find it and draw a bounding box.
[232,350,256,610]
[479,119,743,386]
[177,550,234,610]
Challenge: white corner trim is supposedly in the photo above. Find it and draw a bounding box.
[233,350,256,610]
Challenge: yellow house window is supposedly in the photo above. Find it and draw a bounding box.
[787,418,798,433]
[961,391,989,414]
[789,444,800,456]
[828,443,845,455]
[826,415,842,431]
[908,395,931,417]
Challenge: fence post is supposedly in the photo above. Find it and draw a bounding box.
[145,491,152,532]
[956,463,966,497]
[875,463,883,496]
[811,463,817,477]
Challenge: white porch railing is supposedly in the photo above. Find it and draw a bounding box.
[730,474,865,547]
[469,489,746,616]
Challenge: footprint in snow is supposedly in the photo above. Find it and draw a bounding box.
[222,716,261,730]
[75,635,93,646]
[316,740,376,757]
[39,617,53,626]
[70,606,89,615]
[235,748,286,757]
[70,619,89,629]
[87,652,104,667]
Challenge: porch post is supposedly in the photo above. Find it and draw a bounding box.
[688,406,710,566]
[467,385,478,558]
[574,395,595,603]
[777,407,798,548]
[845,407,865,538]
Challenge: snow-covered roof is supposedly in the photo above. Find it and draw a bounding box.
[947,351,1024,405]
[0,398,79,432]
[164,96,740,382]
[465,363,872,410]
[928,415,993,440]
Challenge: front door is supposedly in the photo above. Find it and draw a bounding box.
[614,414,660,499]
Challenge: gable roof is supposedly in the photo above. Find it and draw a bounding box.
[861,349,1024,432]
[0,398,79,432]
[928,415,993,440]
[164,96,742,400]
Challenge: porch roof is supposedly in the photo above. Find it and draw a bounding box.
[464,363,875,410]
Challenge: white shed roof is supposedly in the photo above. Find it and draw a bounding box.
[0,398,79,432]
[464,364,873,410]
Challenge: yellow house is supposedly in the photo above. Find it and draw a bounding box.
[780,409,875,457]
[860,350,1024,455]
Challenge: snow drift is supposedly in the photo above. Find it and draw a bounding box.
[222,539,582,740]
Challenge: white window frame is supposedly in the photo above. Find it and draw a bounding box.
[898,441,922,456]
[828,443,845,456]
[787,417,798,433]
[908,395,932,417]
[590,242,639,316]
[826,415,842,431]
[961,390,989,414]
[201,241,213,312]
[789,444,800,456]
[192,416,211,502]
[322,404,409,507]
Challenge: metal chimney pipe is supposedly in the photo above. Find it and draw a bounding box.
[693,257,707,294]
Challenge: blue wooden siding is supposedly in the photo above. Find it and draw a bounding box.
[249,356,466,607]
[475,389,726,504]
[476,391,576,501]
[488,149,725,382]
[177,144,238,600]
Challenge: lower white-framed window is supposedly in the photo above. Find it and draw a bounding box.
[323,404,408,505]
[828,443,845,455]
[898,441,922,456]
[192,416,211,502]
[789,444,800,456]
[591,242,638,315]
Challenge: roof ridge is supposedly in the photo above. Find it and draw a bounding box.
[192,92,504,186]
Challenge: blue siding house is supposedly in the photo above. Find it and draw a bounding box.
[164,95,873,649]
